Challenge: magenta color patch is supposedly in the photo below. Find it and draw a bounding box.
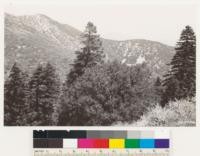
[78,139,94,148]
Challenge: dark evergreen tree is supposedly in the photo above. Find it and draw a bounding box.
[43,63,60,125]
[29,64,44,125]
[29,62,60,125]
[162,26,196,106]
[4,63,29,126]
[67,22,105,84]
[154,77,163,104]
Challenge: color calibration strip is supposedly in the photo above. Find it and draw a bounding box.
[33,130,170,149]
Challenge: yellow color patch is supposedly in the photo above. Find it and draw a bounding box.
[109,139,125,148]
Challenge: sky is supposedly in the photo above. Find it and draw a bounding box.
[5,2,198,46]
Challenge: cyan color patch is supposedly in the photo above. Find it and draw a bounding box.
[140,139,155,148]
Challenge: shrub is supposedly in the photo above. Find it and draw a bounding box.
[132,97,195,127]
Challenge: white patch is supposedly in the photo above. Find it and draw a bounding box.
[17,45,21,49]
[22,45,26,48]
[134,43,139,48]
[123,47,129,57]
[136,55,145,64]
[127,63,134,67]
[121,58,126,64]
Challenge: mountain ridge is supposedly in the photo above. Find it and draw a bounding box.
[4,13,175,80]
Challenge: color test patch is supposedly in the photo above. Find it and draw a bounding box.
[93,139,109,148]
[63,139,77,148]
[125,139,140,148]
[127,131,140,139]
[47,130,87,138]
[140,131,154,139]
[33,139,48,148]
[78,139,94,148]
[155,139,170,148]
[109,139,125,148]
[48,139,63,148]
[140,139,155,148]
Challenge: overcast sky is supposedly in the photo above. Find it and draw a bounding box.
[5,2,197,46]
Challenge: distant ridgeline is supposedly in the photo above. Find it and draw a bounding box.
[5,13,174,80]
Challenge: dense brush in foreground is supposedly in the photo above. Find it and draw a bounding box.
[115,98,195,127]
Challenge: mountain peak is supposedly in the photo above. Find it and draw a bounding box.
[34,13,50,18]
[5,13,175,80]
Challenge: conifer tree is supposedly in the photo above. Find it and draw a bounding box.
[43,63,60,125]
[67,22,105,84]
[154,77,162,104]
[162,26,196,106]
[155,77,162,88]
[29,62,60,125]
[4,63,29,126]
[29,64,44,125]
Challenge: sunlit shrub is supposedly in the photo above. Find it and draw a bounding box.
[134,97,195,126]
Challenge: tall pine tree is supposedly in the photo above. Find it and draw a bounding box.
[43,63,60,125]
[4,63,29,126]
[162,26,196,106]
[29,62,60,125]
[154,76,163,104]
[67,22,105,84]
[29,64,44,125]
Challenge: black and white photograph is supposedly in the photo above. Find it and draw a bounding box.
[4,2,196,126]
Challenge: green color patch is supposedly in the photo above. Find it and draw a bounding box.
[125,139,140,148]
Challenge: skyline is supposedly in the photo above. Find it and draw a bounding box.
[5,3,197,46]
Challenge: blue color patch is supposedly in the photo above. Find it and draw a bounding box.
[140,139,155,148]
